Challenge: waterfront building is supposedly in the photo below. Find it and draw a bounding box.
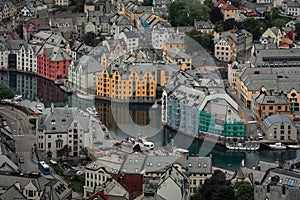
[16,43,39,73]
[84,155,123,198]
[0,171,72,200]
[252,91,292,127]
[36,105,92,158]
[262,115,297,142]
[163,68,245,138]
[68,55,104,95]
[96,62,157,102]
[36,43,72,81]
[164,85,205,135]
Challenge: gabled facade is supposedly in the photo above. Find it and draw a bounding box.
[214,37,234,62]
[16,43,38,73]
[37,43,72,81]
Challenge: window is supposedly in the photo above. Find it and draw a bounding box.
[48,142,51,148]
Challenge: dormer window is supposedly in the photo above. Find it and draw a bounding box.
[51,120,56,124]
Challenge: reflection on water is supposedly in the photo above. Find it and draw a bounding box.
[1,71,299,171]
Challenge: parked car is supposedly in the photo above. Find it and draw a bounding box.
[19,157,24,163]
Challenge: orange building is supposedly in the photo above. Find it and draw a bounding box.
[96,62,157,102]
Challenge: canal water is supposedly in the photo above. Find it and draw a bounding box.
[1,71,299,171]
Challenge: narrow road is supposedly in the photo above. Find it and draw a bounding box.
[0,105,38,173]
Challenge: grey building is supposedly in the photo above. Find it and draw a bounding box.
[254,168,300,200]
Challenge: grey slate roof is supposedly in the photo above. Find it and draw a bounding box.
[166,47,190,59]
[0,155,18,171]
[253,91,290,105]
[175,156,212,174]
[263,114,293,129]
[0,185,26,200]
[37,43,71,62]
[76,55,104,73]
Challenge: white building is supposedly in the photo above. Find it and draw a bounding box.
[36,105,93,158]
[282,0,300,17]
[68,55,104,94]
[214,37,235,62]
[118,30,139,51]
[17,43,38,73]
[20,6,32,17]
[157,166,190,200]
[55,0,69,6]
[83,155,123,198]
[151,25,174,49]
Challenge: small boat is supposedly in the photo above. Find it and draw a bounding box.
[288,144,300,149]
[13,95,23,101]
[86,107,99,118]
[76,91,95,100]
[269,142,287,150]
[60,85,73,94]
[225,142,260,151]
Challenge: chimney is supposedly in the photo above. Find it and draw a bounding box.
[257,164,261,171]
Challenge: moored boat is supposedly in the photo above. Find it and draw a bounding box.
[269,142,287,150]
[225,141,260,151]
[76,91,95,100]
[288,144,300,149]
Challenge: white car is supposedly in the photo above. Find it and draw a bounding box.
[76,171,84,176]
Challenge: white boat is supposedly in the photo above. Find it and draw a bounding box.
[269,143,287,150]
[13,95,23,101]
[60,85,73,94]
[288,144,300,149]
[225,142,260,151]
[86,107,99,118]
[76,91,94,100]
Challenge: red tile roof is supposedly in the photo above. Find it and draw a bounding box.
[214,0,226,8]
[222,2,238,10]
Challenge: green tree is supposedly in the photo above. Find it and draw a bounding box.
[186,29,214,54]
[0,84,15,100]
[191,186,201,200]
[212,185,236,200]
[240,18,266,41]
[83,31,96,46]
[234,181,254,200]
[142,0,153,6]
[168,0,211,26]
[200,170,228,200]
[210,7,223,24]
[15,24,23,39]
[204,0,214,9]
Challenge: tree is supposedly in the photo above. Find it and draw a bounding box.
[210,7,223,24]
[186,29,214,54]
[15,24,23,39]
[142,0,153,6]
[200,170,228,200]
[0,84,15,100]
[83,31,96,46]
[168,0,211,26]
[60,145,71,161]
[204,0,214,9]
[234,181,254,200]
[240,18,266,41]
[212,185,236,200]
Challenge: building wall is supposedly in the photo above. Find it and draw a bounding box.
[96,67,156,101]
[37,49,71,81]
[55,0,69,6]
[84,168,110,198]
[263,121,297,141]
[17,45,37,73]
[221,9,237,20]
[214,39,233,62]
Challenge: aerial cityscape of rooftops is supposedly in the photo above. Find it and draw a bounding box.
[0,0,300,199]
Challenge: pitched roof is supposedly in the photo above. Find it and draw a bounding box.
[263,114,293,129]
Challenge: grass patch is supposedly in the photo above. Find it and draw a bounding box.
[70,175,85,193]
[53,163,64,176]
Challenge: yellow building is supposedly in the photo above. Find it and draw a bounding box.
[96,63,157,102]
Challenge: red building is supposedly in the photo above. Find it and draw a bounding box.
[37,43,72,81]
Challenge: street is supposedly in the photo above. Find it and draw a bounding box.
[0,105,38,173]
